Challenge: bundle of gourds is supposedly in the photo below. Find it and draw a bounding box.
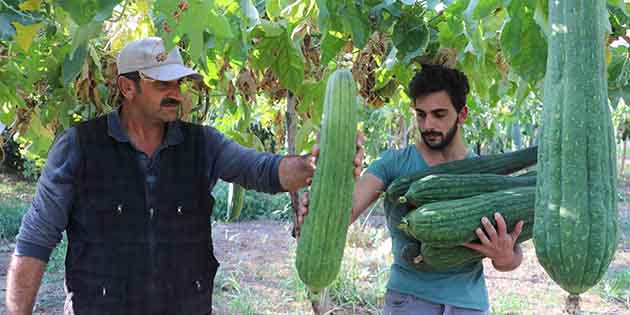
[384,146,539,271]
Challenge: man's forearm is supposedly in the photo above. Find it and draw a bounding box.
[278,155,314,192]
[492,244,523,272]
[6,255,46,315]
[350,174,384,224]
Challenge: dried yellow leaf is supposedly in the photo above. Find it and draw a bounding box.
[18,0,41,11]
[11,22,41,51]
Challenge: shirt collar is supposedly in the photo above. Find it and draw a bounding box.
[106,106,184,146]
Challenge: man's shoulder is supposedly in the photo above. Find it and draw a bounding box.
[53,126,79,146]
[376,145,419,164]
[368,145,423,177]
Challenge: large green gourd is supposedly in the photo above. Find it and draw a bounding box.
[400,187,536,248]
[401,224,533,271]
[384,146,538,203]
[399,173,536,206]
[295,69,358,293]
[534,0,619,305]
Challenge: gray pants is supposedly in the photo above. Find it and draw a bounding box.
[383,290,490,315]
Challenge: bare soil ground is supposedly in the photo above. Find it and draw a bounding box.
[0,172,629,314]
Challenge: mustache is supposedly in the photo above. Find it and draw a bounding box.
[421,131,443,138]
[160,98,181,107]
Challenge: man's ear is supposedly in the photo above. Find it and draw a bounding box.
[457,105,468,124]
[117,76,138,100]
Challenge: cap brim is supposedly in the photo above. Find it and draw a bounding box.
[141,64,202,81]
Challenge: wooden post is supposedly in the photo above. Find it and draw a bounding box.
[286,92,301,236]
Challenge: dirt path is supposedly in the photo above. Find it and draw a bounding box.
[1,216,629,315]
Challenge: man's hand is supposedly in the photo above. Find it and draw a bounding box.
[294,191,310,238]
[463,212,524,272]
[293,132,365,238]
[306,132,365,185]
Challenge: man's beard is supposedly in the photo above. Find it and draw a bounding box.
[421,119,459,150]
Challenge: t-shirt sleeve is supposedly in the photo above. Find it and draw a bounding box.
[366,149,397,188]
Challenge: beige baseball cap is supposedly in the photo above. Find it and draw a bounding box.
[117,37,201,81]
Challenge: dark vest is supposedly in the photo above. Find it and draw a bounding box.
[65,116,218,315]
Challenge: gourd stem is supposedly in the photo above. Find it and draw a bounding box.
[565,294,581,315]
[309,288,332,315]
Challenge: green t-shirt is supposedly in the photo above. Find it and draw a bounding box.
[366,145,489,311]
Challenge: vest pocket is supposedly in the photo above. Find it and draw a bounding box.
[174,271,213,314]
[69,276,126,314]
[89,201,147,243]
[156,199,210,243]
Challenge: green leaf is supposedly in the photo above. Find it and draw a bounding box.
[12,22,41,51]
[609,5,629,38]
[316,0,330,33]
[56,0,120,25]
[266,0,282,19]
[391,61,414,88]
[0,101,17,126]
[514,78,531,108]
[299,79,327,125]
[296,119,316,153]
[341,1,369,49]
[70,21,103,56]
[533,0,549,37]
[500,0,547,83]
[0,9,41,40]
[241,0,260,32]
[445,0,472,15]
[393,13,430,64]
[257,20,284,37]
[24,109,54,157]
[320,31,346,65]
[464,0,503,20]
[256,32,304,93]
[225,129,249,146]
[437,17,466,50]
[62,42,88,86]
[369,0,401,22]
[156,0,234,61]
[609,0,627,13]
[608,47,630,93]
[208,7,235,37]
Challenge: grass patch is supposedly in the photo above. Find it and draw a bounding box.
[281,223,390,314]
[491,293,529,315]
[594,269,630,307]
[0,173,34,241]
[0,198,27,240]
[214,268,259,314]
[327,254,386,312]
[0,174,35,198]
[45,233,67,275]
[211,180,292,222]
